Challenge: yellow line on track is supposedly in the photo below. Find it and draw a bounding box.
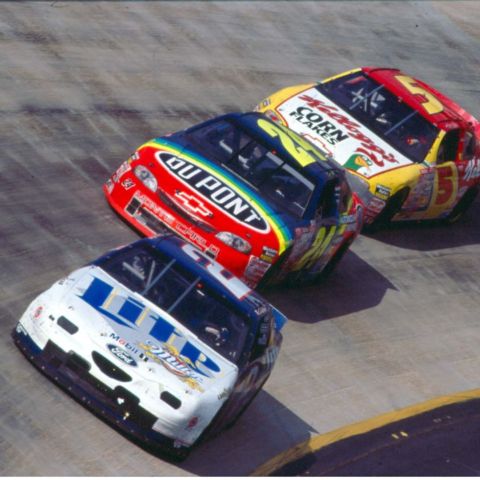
[251,388,480,476]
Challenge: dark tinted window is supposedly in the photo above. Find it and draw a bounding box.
[99,246,250,363]
[319,72,440,163]
[185,119,316,218]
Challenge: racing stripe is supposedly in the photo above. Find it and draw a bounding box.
[139,139,293,254]
[320,67,362,84]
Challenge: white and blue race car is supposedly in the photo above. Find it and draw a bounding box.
[12,234,286,459]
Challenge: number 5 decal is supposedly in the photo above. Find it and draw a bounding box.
[395,75,444,115]
[435,164,458,206]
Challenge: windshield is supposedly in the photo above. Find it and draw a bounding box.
[183,119,316,218]
[99,245,250,364]
[318,72,439,163]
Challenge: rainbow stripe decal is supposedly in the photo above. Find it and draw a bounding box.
[140,138,292,254]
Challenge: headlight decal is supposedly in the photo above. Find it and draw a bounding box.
[134,165,157,192]
[215,231,252,254]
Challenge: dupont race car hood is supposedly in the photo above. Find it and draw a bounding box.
[57,265,238,397]
[137,138,293,252]
[274,87,413,178]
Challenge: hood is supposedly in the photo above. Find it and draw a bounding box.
[275,87,414,179]
[139,139,293,254]
[59,266,238,398]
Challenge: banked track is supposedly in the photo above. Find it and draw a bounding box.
[1,1,480,476]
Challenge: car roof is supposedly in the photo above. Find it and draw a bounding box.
[361,66,472,131]
[95,234,268,321]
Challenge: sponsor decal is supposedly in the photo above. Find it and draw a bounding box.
[174,191,212,218]
[121,178,136,190]
[33,305,43,320]
[367,196,386,213]
[344,151,374,173]
[375,184,391,199]
[262,246,278,258]
[464,158,480,181]
[156,151,268,233]
[175,223,214,250]
[289,106,349,146]
[79,276,221,378]
[138,340,205,392]
[109,333,141,356]
[130,193,220,257]
[16,322,28,335]
[112,161,131,183]
[244,256,272,286]
[402,169,435,212]
[297,94,399,167]
[107,344,137,366]
[340,213,356,224]
[135,193,176,226]
[186,416,199,430]
[142,139,293,255]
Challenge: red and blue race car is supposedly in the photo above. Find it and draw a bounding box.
[104,112,363,288]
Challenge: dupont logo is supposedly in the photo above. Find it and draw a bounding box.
[107,344,137,366]
[156,151,269,233]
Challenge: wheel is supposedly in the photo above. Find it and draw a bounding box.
[257,247,292,289]
[223,376,269,430]
[367,187,410,231]
[315,238,353,283]
[444,186,478,224]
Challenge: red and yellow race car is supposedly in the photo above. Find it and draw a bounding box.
[104,112,363,288]
[256,67,480,227]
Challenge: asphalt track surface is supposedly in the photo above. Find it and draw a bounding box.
[1,1,480,476]
[269,397,480,476]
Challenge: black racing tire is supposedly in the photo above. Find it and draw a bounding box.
[315,238,353,283]
[257,247,292,290]
[223,376,269,430]
[367,187,410,231]
[444,186,479,224]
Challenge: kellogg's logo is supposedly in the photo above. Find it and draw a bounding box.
[156,151,269,233]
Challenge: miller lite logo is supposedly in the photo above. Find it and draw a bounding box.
[156,151,270,233]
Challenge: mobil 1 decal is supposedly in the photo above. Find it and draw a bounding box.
[156,151,269,233]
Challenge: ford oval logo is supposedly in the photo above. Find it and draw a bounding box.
[107,344,137,367]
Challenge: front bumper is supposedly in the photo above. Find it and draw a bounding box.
[11,324,190,460]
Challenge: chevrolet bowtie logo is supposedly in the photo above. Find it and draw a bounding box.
[174,191,213,217]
